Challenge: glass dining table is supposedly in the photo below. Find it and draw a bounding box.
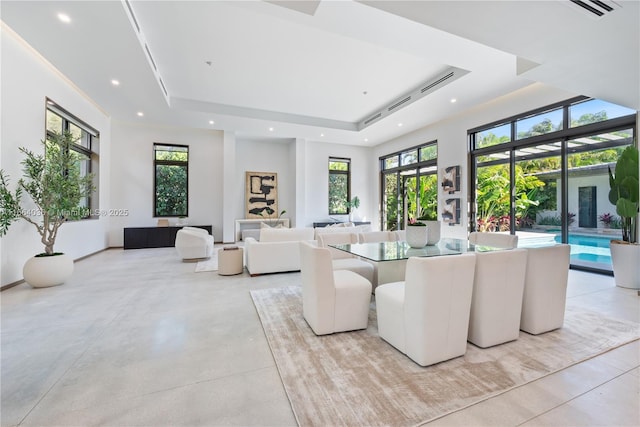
[329,238,504,286]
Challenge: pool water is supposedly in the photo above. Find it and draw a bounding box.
[552,233,619,267]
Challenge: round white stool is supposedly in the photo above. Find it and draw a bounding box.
[218,247,244,275]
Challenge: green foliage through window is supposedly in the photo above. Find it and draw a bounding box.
[329,157,350,215]
[154,144,188,217]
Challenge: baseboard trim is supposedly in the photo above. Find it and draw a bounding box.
[1,247,120,292]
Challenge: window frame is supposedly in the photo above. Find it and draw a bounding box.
[379,140,438,231]
[153,143,190,218]
[469,96,636,275]
[45,98,99,220]
[328,157,351,215]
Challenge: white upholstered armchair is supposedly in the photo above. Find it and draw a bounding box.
[375,254,477,366]
[317,232,374,283]
[299,241,372,335]
[175,227,214,260]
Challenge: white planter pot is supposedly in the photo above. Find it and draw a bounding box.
[406,226,428,248]
[610,241,640,289]
[424,220,442,245]
[23,254,73,288]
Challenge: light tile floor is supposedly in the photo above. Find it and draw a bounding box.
[1,247,638,426]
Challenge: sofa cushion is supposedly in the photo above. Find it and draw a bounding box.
[260,227,315,242]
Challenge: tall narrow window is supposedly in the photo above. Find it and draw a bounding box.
[328,157,351,215]
[45,99,100,218]
[380,140,438,231]
[154,144,189,217]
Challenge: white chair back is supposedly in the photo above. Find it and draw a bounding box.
[520,244,571,334]
[299,241,336,335]
[359,231,397,243]
[469,231,518,249]
[468,248,528,348]
[317,232,359,259]
[403,253,476,365]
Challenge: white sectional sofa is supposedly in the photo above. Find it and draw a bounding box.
[245,227,316,275]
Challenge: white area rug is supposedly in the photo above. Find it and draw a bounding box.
[251,285,640,426]
[195,256,218,272]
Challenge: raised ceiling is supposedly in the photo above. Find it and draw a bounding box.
[1,1,637,146]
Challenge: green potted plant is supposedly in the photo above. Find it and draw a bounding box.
[347,196,360,222]
[607,145,639,289]
[259,209,287,227]
[0,131,95,287]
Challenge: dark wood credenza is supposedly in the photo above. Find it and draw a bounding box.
[124,225,212,249]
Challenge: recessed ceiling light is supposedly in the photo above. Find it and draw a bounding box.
[57,13,71,23]
[320,133,324,137]
[397,123,403,127]
[364,138,369,142]
[362,91,368,95]
[450,98,457,103]
[137,112,144,117]
[209,120,215,125]
[111,79,120,86]
[268,127,274,132]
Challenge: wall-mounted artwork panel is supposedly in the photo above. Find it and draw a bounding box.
[246,171,278,218]
[442,165,461,194]
[442,198,461,226]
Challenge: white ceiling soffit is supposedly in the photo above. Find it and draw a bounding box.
[360,0,640,111]
[122,0,474,131]
[358,66,469,130]
[265,0,322,16]
[0,0,547,145]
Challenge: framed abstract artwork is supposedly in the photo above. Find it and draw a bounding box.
[442,165,461,194]
[442,198,461,226]
[245,171,278,219]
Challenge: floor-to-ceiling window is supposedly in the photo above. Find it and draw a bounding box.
[380,141,437,231]
[470,97,636,273]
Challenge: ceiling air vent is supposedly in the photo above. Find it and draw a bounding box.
[388,96,412,112]
[159,77,168,97]
[121,0,170,104]
[364,112,382,126]
[123,0,140,33]
[566,0,621,18]
[357,66,469,131]
[421,72,455,94]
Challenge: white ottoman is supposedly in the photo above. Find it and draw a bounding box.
[218,246,244,276]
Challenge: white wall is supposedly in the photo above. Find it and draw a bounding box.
[303,141,374,228]
[109,122,223,244]
[235,138,295,230]
[371,83,578,239]
[1,26,111,286]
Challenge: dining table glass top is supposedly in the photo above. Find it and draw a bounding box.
[329,238,505,263]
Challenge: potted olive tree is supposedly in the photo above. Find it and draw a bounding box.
[608,145,639,289]
[0,131,95,287]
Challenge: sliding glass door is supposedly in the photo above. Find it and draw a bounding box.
[470,97,636,274]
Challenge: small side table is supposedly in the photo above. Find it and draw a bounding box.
[218,246,244,275]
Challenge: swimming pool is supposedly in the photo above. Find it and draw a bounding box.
[552,233,620,267]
